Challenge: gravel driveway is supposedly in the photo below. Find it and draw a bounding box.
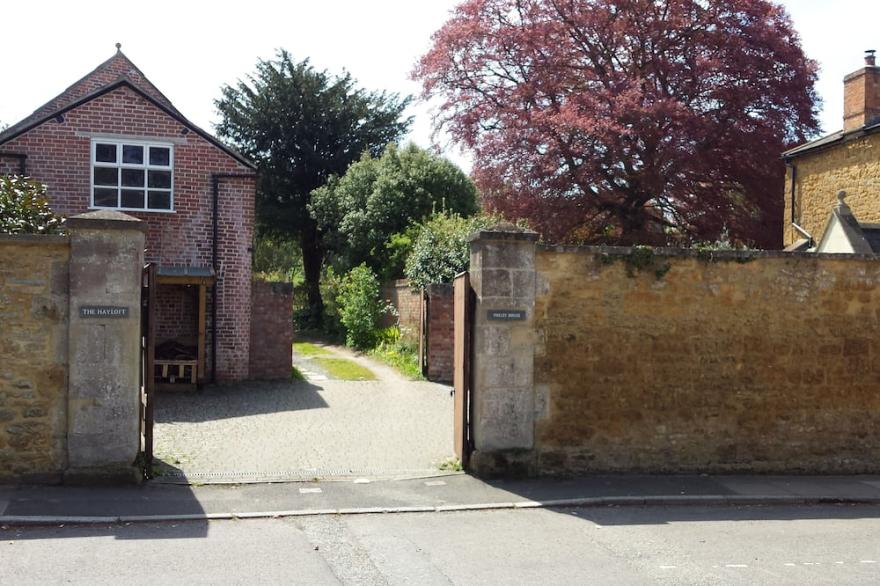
[154,347,455,482]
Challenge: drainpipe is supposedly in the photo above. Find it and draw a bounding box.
[0,152,27,175]
[791,222,814,248]
[210,172,256,384]
[787,161,798,226]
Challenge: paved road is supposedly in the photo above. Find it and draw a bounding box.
[3,505,880,584]
[154,346,454,482]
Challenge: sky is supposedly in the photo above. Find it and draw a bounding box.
[0,0,877,171]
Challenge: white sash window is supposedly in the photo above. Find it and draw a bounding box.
[91,140,174,211]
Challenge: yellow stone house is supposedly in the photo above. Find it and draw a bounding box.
[783,51,880,250]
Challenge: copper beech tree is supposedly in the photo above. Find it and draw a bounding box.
[415,0,820,247]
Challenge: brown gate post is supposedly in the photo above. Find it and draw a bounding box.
[453,272,474,467]
[142,263,157,477]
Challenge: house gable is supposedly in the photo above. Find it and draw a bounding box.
[1,78,254,172]
[0,49,176,143]
[0,49,254,171]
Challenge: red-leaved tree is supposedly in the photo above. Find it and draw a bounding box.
[415,0,820,247]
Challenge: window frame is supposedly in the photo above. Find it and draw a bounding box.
[90,138,175,213]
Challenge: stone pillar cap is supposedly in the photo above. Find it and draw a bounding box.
[66,210,146,232]
[468,223,539,243]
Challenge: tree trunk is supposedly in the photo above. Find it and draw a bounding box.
[300,220,324,325]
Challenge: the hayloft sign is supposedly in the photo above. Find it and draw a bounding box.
[79,305,130,319]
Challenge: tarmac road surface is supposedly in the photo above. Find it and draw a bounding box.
[3,504,880,585]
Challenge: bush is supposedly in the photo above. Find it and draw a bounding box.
[336,264,393,350]
[369,326,423,379]
[0,176,65,234]
[404,213,498,289]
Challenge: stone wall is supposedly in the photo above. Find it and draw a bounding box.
[0,211,146,484]
[783,133,880,247]
[0,236,70,483]
[425,284,454,383]
[249,279,294,380]
[468,227,880,476]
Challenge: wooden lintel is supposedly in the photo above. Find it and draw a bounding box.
[156,275,215,286]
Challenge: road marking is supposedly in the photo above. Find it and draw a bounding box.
[834,561,845,565]
[725,564,748,569]
[783,563,797,567]
[860,560,877,564]
[353,479,371,484]
[299,488,322,494]
[424,480,446,487]
[659,565,677,570]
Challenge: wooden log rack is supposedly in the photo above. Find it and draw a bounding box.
[155,270,214,390]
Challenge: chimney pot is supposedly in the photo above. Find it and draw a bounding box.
[867,50,877,67]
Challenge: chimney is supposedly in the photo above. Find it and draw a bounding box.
[844,50,880,132]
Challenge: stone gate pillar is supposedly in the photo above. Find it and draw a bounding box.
[468,224,539,476]
[65,211,145,483]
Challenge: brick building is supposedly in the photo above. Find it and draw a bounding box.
[0,46,259,383]
[783,51,880,249]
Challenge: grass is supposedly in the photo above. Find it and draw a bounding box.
[437,457,463,472]
[369,339,423,380]
[313,357,377,381]
[293,341,330,358]
[291,366,306,381]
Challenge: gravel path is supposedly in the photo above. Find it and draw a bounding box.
[154,346,455,482]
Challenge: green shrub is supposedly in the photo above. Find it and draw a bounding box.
[369,326,423,379]
[404,213,498,289]
[336,264,393,350]
[0,176,65,234]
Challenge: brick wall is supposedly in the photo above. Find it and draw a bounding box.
[155,285,197,343]
[0,85,256,381]
[426,284,454,383]
[783,133,880,247]
[0,155,25,175]
[0,236,69,482]
[381,279,422,342]
[532,247,880,474]
[249,280,294,380]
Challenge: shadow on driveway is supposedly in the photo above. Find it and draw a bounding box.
[155,379,328,424]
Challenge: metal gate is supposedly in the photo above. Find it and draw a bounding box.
[453,272,474,468]
[140,263,157,478]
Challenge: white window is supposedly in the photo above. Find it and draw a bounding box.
[91,140,174,212]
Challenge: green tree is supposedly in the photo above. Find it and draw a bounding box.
[0,176,65,235]
[310,143,478,279]
[215,50,412,322]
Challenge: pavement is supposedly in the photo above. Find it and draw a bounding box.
[7,504,880,585]
[3,473,880,525]
[153,344,455,481]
